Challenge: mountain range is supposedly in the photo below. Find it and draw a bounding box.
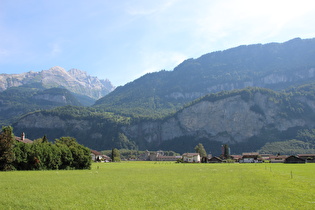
[0,67,114,126]
[4,37,315,154]
[94,37,315,118]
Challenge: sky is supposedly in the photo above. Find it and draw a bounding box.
[1,0,315,86]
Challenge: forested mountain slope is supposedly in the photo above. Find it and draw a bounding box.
[0,85,82,126]
[13,84,315,154]
[95,38,315,118]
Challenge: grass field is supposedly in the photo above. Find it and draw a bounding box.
[1,162,315,209]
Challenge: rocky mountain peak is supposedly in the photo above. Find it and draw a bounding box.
[0,67,115,101]
[68,68,88,78]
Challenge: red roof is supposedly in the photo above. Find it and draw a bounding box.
[242,152,259,156]
[15,136,33,143]
[90,150,102,155]
[230,155,242,159]
[182,153,200,156]
[297,154,315,157]
[269,155,287,159]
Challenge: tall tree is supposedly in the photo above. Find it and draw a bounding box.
[222,144,230,159]
[194,143,207,158]
[42,135,48,143]
[111,148,121,162]
[0,126,16,171]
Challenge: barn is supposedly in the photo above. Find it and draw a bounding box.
[284,155,306,164]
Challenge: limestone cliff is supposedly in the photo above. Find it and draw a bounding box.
[122,89,315,149]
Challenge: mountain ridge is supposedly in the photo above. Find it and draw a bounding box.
[7,37,315,154]
[0,66,115,101]
[94,37,315,118]
[12,84,315,154]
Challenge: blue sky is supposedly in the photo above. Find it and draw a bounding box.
[1,0,315,86]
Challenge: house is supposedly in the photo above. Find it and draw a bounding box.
[182,153,200,163]
[285,155,306,164]
[240,152,261,163]
[15,132,33,143]
[269,155,287,163]
[90,150,104,162]
[140,150,181,161]
[102,155,112,162]
[260,154,272,162]
[230,155,242,162]
[208,156,223,163]
[297,154,315,163]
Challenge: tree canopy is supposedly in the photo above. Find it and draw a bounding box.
[195,143,207,157]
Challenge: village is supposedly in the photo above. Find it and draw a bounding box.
[15,132,315,164]
[91,147,315,164]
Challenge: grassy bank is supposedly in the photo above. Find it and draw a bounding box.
[1,162,315,209]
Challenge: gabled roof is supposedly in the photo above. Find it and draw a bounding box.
[230,155,242,160]
[90,150,102,156]
[182,153,200,157]
[269,155,287,159]
[102,155,111,160]
[242,152,259,156]
[297,154,315,157]
[209,156,222,161]
[285,155,306,163]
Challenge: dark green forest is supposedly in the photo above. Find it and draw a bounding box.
[0,126,91,171]
[0,85,82,126]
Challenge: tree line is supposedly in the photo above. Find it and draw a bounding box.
[0,126,92,171]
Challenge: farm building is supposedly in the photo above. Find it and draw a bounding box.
[284,155,306,164]
[91,150,103,161]
[239,153,261,163]
[90,150,111,162]
[208,156,223,163]
[297,154,315,163]
[230,155,242,162]
[269,155,287,163]
[182,153,200,163]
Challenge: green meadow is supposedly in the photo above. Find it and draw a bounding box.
[1,162,315,209]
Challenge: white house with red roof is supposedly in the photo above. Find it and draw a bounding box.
[182,153,200,163]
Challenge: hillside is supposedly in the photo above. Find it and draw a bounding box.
[13,84,315,154]
[0,85,82,126]
[94,38,315,118]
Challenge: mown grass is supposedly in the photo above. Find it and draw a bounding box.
[1,162,315,209]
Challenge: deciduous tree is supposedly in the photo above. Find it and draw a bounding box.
[194,143,207,158]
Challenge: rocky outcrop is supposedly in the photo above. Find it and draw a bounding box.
[15,112,91,130]
[166,68,315,100]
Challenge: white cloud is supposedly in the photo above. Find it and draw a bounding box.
[49,42,62,57]
[125,0,178,16]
